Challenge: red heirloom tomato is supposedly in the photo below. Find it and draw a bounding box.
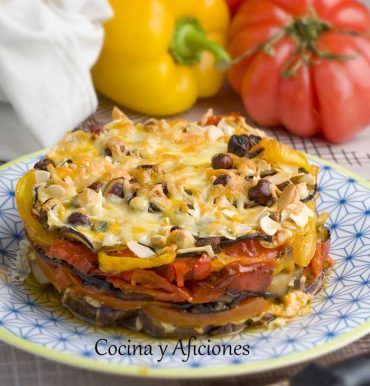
[225,0,245,16]
[228,0,370,143]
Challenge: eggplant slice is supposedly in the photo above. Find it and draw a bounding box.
[62,290,265,338]
[34,246,327,338]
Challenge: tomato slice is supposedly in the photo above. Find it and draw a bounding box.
[48,239,98,274]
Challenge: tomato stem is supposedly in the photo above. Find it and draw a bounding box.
[229,6,358,78]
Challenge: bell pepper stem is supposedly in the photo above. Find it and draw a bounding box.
[170,17,230,67]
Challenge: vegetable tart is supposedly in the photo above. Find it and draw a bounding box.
[15,109,331,337]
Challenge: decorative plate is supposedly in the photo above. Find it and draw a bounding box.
[0,151,369,379]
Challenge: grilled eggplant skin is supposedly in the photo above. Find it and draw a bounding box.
[33,247,327,338]
[62,290,266,338]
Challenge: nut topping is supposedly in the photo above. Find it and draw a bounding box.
[260,215,280,236]
[34,170,50,184]
[127,241,155,258]
[277,184,300,210]
[211,154,233,170]
[248,179,273,206]
[130,196,149,212]
[167,229,195,249]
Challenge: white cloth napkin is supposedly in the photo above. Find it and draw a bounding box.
[0,0,112,160]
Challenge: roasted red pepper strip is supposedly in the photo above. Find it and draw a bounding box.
[223,239,279,258]
[48,240,98,274]
[163,255,212,287]
[309,240,332,277]
[108,270,192,303]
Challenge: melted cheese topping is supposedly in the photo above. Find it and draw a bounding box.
[33,111,318,252]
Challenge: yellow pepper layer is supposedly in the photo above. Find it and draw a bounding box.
[15,171,57,247]
[98,246,177,272]
[290,201,318,267]
[93,0,229,115]
[291,217,317,267]
[251,138,313,173]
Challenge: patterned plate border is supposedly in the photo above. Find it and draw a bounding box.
[0,150,369,379]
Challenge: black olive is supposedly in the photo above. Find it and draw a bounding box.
[87,181,103,192]
[213,175,231,186]
[227,134,261,157]
[34,158,54,171]
[248,179,273,206]
[184,189,193,196]
[211,154,233,170]
[170,226,181,232]
[67,212,90,226]
[108,183,124,198]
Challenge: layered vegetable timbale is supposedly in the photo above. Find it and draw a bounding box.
[16,109,331,337]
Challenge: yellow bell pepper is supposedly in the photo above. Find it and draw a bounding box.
[93,0,230,116]
[98,246,176,272]
[251,138,313,173]
[291,216,317,267]
[15,171,57,247]
[290,201,318,267]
